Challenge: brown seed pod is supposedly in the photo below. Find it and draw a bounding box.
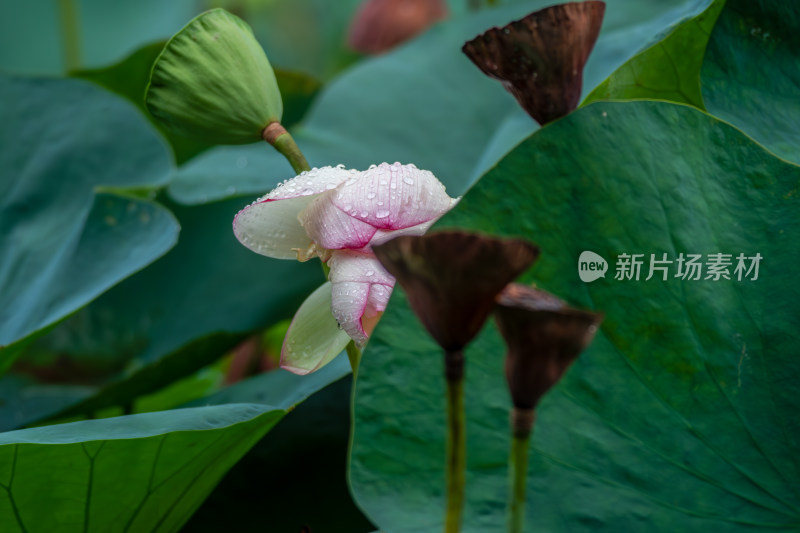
[462,1,605,125]
[495,283,603,411]
[373,231,539,352]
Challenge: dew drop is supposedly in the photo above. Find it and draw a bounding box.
[402,175,414,185]
[376,209,390,218]
[367,192,376,199]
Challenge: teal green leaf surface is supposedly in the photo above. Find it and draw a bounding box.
[350,101,800,532]
[0,75,176,371]
[187,376,374,533]
[0,0,199,75]
[169,0,707,205]
[702,0,800,164]
[585,0,722,107]
[0,197,324,429]
[0,404,284,532]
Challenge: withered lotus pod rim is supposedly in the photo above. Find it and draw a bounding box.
[373,230,540,352]
[495,283,604,410]
[462,0,605,125]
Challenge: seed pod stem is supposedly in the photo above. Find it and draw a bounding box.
[444,349,466,533]
[262,122,310,174]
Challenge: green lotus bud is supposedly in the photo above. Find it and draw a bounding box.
[145,8,283,144]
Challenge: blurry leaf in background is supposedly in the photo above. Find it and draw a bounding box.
[0,75,177,373]
[0,403,285,532]
[168,0,713,206]
[702,0,800,165]
[0,0,199,75]
[585,0,723,108]
[72,41,214,165]
[224,0,365,80]
[0,196,325,431]
[350,101,800,532]
[186,375,374,533]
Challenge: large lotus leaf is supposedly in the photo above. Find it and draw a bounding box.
[0,75,176,372]
[585,0,722,107]
[350,101,800,532]
[169,0,705,205]
[187,375,374,533]
[0,403,284,532]
[702,0,800,165]
[0,196,325,430]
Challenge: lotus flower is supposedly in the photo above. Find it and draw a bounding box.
[233,162,457,374]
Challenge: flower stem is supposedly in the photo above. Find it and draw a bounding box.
[58,0,81,72]
[345,341,362,375]
[444,349,466,533]
[262,122,310,174]
[508,408,535,533]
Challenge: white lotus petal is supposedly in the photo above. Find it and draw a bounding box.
[281,281,352,375]
[233,166,355,259]
[268,165,355,200]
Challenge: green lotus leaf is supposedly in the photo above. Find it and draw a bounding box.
[145,8,283,144]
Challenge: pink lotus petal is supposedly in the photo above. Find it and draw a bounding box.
[328,250,396,346]
[299,192,379,250]
[330,281,371,346]
[233,166,354,259]
[328,250,395,285]
[363,197,457,250]
[330,162,454,231]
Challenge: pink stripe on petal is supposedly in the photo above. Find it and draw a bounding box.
[300,192,378,250]
[330,162,454,231]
